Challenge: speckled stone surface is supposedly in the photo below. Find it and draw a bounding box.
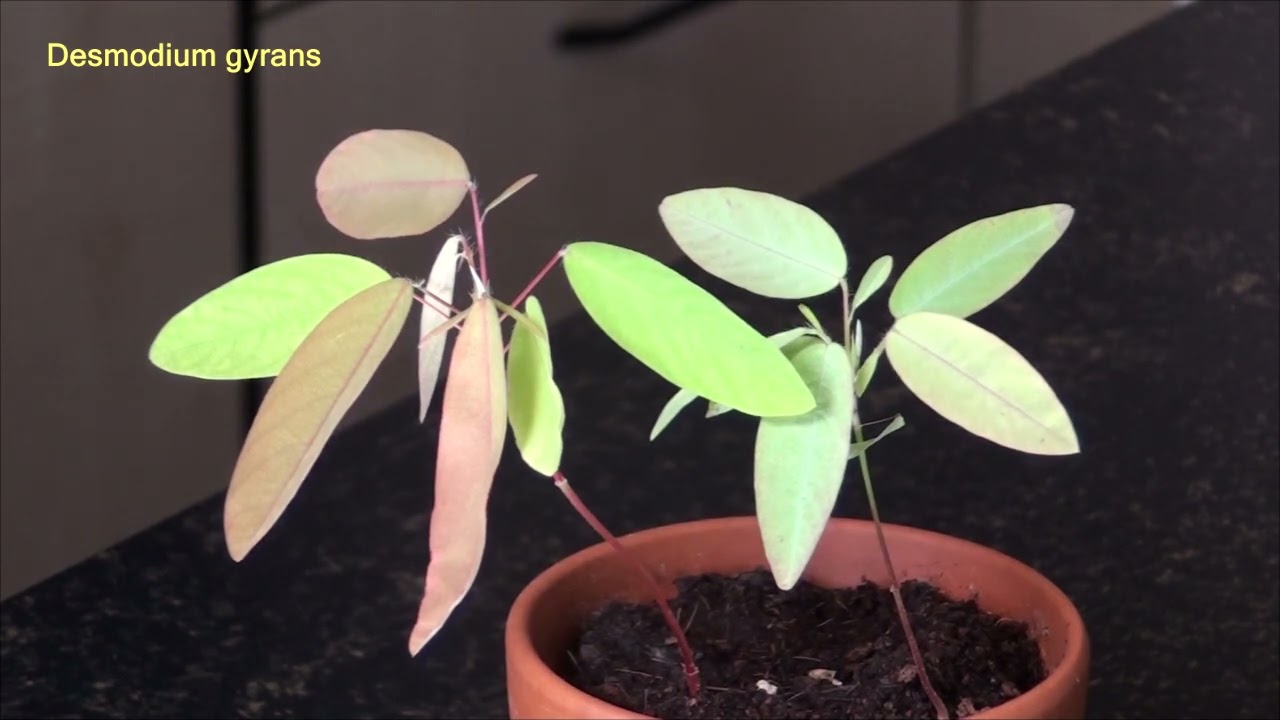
[3,2,1277,718]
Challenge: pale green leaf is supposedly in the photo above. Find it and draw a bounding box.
[410,297,507,655]
[852,255,893,312]
[855,339,884,397]
[465,261,485,297]
[419,235,462,421]
[563,242,815,417]
[754,339,855,590]
[506,296,565,476]
[797,304,830,342]
[849,414,906,459]
[885,312,1079,455]
[150,253,391,380]
[706,327,818,418]
[889,204,1074,319]
[223,278,413,561]
[316,129,471,241]
[651,388,699,440]
[770,326,822,351]
[659,187,847,299]
[852,320,864,370]
[482,173,537,220]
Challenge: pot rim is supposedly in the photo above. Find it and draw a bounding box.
[505,515,1089,720]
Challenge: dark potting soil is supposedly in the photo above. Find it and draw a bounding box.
[568,569,1046,719]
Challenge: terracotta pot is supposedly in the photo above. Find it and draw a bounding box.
[505,516,1089,719]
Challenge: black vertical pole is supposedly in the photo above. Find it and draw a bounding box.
[235,0,264,432]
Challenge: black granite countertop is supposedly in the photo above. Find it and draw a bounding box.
[3,2,1277,718]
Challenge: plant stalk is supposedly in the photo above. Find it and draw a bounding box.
[413,287,458,319]
[553,472,702,700]
[508,247,567,314]
[468,184,489,288]
[843,283,947,720]
[851,419,950,720]
[840,277,852,353]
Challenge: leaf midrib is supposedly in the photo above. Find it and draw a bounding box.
[318,177,470,195]
[235,281,410,547]
[889,321,1069,446]
[667,206,840,283]
[901,215,1054,314]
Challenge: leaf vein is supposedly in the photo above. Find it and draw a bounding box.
[667,207,841,282]
[889,323,1068,445]
[905,218,1053,313]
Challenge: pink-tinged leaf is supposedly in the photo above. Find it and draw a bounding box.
[418,309,468,351]
[482,173,537,220]
[224,278,414,561]
[409,297,507,655]
[316,129,471,241]
[418,235,462,422]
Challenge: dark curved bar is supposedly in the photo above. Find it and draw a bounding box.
[555,1,731,52]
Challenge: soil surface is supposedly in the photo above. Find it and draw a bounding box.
[568,569,1046,719]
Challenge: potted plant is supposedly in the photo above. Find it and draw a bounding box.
[149,129,1088,720]
[505,187,1089,719]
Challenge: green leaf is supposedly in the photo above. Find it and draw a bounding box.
[770,326,822,351]
[885,312,1079,455]
[658,187,847,299]
[149,254,391,380]
[889,204,1074,319]
[223,278,414,561]
[852,320,864,369]
[409,297,507,655]
[705,327,819,418]
[563,242,815,417]
[855,339,884,397]
[797,304,830,342]
[851,255,893,312]
[849,414,906,459]
[506,296,565,476]
[316,129,471,241]
[651,388,698,440]
[754,339,855,590]
[418,236,462,421]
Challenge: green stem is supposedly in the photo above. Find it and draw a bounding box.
[841,282,947,719]
[852,416,950,720]
[840,277,853,355]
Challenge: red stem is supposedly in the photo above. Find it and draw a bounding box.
[553,472,702,700]
[468,184,489,289]
[853,419,949,719]
[871,520,950,720]
[510,247,567,311]
[413,288,457,319]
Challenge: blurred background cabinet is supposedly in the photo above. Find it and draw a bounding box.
[0,0,1179,599]
[972,0,1175,107]
[1,1,241,599]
